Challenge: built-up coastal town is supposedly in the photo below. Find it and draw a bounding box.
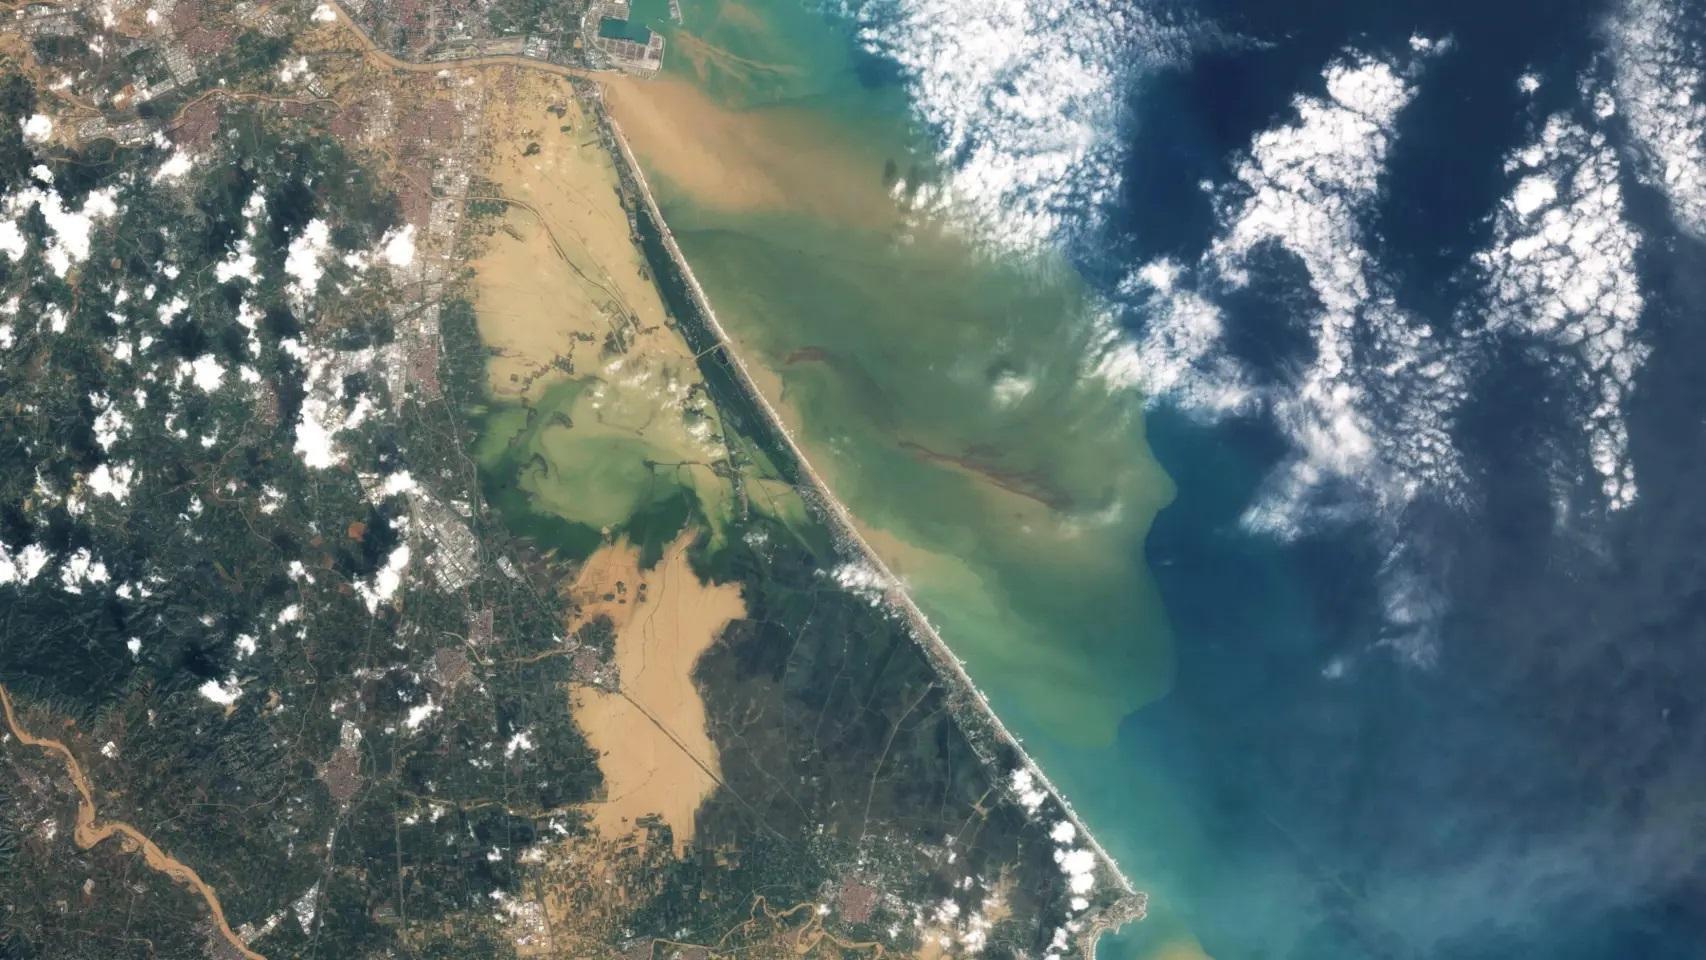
[0,1,1147,953]
[333,0,671,73]
[16,0,668,93]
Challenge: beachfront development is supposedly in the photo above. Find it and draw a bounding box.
[0,0,1144,957]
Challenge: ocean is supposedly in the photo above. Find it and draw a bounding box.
[611,0,1706,956]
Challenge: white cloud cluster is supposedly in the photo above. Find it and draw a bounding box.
[380,223,416,269]
[178,354,227,393]
[215,191,266,284]
[87,461,135,501]
[58,547,109,593]
[1008,766,1048,813]
[852,0,1198,249]
[1105,47,1660,663]
[18,114,51,143]
[290,341,376,469]
[2,184,121,277]
[830,559,890,604]
[1477,110,1648,509]
[1134,47,1470,540]
[357,539,411,613]
[1091,258,1252,416]
[151,150,194,183]
[0,540,50,585]
[1609,0,1706,236]
[284,218,332,301]
[199,676,243,706]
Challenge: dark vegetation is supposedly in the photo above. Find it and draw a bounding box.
[0,3,1109,948]
[0,74,597,959]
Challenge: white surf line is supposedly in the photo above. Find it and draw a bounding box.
[594,87,1147,951]
[302,3,1142,949]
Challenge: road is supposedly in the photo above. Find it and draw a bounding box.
[315,4,1148,950]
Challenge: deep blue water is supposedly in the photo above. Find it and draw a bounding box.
[1088,0,1706,957]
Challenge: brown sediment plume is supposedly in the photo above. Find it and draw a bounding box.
[568,533,745,855]
[0,685,266,960]
[601,104,1148,951]
[601,74,904,229]
[666,28,804,89]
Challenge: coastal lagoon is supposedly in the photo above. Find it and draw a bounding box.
[604,2,1216,956]
[604,3,1178,748]
[608,0,1706,957]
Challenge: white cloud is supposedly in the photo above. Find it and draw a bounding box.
[19,114,51,142]
[0,220,24,261]
[1609,0,1706,236]
[285,218,332,301]
[380,224,416,268]
[180,355,226,392]
[1477,110,1648,509]
[91,396,126,451]
[215,192,265,284]
[1009,766,1048,814]
[58,547,110,594]
[3,185,121,278]
[291,343,377,469]
[0,541,50,585]
[1095,261,1252,416]
[1053,846,1097,895]
[1197,47,1468,539]
[357,541,411,613]
[199,677,243,706]
[852,0,1201,250]
[278,57,311,85]
[151,150,194,182]
[404,696,439,730]
[87,462,135,501]
[831,559,890,604]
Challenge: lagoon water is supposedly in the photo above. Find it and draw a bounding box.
[611,0,1706,956]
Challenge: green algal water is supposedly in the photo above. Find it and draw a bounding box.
[606,2,1238,955]
[628,0,1187,852]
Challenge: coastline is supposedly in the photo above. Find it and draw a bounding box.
[319,2,1148,948]
[591,83,1148,954]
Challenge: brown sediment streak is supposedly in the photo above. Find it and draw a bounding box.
[0,685,266,960]
[598,104,1149,954]
[897,440,1073,512]
[782,346,831,364]
[298,6,1149,949]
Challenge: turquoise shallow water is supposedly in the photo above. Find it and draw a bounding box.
[623,0,1706,957]
[614,1,1208,954]
[612,0,1178,748]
